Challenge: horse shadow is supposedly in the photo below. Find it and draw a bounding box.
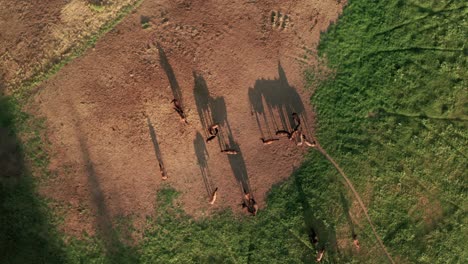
[193,72,251,194]
[157,43,184,105]
[248,61,312,140]
[193,132,215,197]
[293,171,338,259]
[147,117,167,178]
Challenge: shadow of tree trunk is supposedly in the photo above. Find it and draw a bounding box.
[67,103,139,264]
[0,96,67,264]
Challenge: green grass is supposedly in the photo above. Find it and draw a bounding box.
[139,172,354,263]
[306,0,467,262]
[89,4,106,13]
[1,0,466,263]
[0,96,67,264]
[141,22,151,29]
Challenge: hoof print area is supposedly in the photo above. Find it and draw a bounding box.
[270,10,291,30]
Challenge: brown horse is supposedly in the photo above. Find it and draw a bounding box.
[297,132,305,146]
[241,192,258,216]
[171,99,188,123]
[208,124,219,135]
[159,162,167,180]
[303,134,317,147]
[316,248,325,262]
[209,187,218,205]
[261,138,279,145]
[206,124,219,142]
[221,149,238,155]
[353,233,360,251]
[276,130,292,138]
[289,129,300,141]
[292,112,301,131]
[308,228,319,246]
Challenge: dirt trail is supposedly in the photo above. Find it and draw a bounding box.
[315,144,395,264]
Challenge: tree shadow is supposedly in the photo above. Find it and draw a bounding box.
[194,132,214,196]
[293,172,338,256]
[193,72,251,193]
[68,104,137,263]
[147,117,167,178]
[157,43,183,104]
[0,96,66,263]
[248,61,312,139]
[77,135,115,247]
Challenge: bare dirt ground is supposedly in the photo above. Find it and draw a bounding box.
[31,0,346,236]
[0,0,138,92]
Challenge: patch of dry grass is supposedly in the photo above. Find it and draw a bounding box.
[2,0,140,92]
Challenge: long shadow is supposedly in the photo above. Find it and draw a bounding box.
[193,72,251,193]
[69,105,137,263]
[194,132,214,196]
[193,72,213,136]
[248,62,311,139]
[293,172,338,257]
[77,135,115,244]
[147,117,167,177]
[227,145,250,193]
[0,96,66,263]
[157,43,183,104]
[340,191,356,239]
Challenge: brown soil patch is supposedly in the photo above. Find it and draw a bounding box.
[32,0,346,236]
[409,195,444,230]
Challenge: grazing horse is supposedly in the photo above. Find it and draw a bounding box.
[171,99,188,123]
[303,134,317,147]
[276,130,292,138]
[292,112,301,131]
[206,135,216,142]
[241,192,258,216]
[221,149,238,155]
[316,248,325,262]
[289,129,300,141]
[297,132,305,146]
[353,233,360,251]
[206,124,219,142]
[159,162,167,180]
[260,138,279,145]
[308,228,319,246]
[209,187,218,205]
[208,124,219,135]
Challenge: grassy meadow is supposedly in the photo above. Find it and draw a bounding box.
[1,0,466,263]
[309,0,467,262]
